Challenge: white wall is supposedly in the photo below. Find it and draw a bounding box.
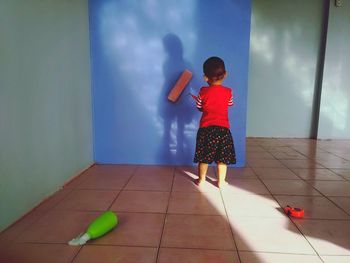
[247,0,324,138]
[0,0,93,231]
[318,2,350,139]
[247,0,350,139]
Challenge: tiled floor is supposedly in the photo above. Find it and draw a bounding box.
[1,138,350,262]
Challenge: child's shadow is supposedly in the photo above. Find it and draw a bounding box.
[206,176,218,187]
[157,33,199,164]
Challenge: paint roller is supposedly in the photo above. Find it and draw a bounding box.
[167,69,193,102]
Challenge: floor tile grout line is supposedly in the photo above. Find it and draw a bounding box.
[310,146,350,163]
[63,167,93,190]
[328,167,350,180]
[155,166,176,263]
[71,169,139,191]
[250,150,336,199]
[301,182,350,217]
[0,167,138,242]
[248,154,325,259]
[235,249,327,256]
[331,173,350,181]
[287,220,326,263]
[16,240,243,252]
[2,143,350,261]
[0,188,77,241]
[38,208,350,220]
[75,188,173,192]
[262,143,315,160]
[274,145,348,262]
[70,245,84,263]
[247,140,341,263]
[120,165,141,192]
[285,166,349,181]
[265,170,348,184]
[284,158,350,217]
[72,165,148,263]
[286,143,350,169]
[266,146,349,210]
[82,244,158,249]
[67,161,350,221]
[290,217,350,222]
[217,168,243,263]
[160,245,344,256]
[155,246,238,252]
[2,215,44,243]
[106,166,140,211]
[37,187,75,211]
[265,193,350,197]
[50,188,93,211]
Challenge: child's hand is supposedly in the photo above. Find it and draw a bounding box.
[189,93,197,101]
[190,93,203,111]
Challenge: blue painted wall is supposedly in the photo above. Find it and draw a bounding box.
[89,0,251,166]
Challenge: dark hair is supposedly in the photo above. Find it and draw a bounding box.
[203,56,226,82]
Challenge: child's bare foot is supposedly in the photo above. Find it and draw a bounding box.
[194,178,204,186]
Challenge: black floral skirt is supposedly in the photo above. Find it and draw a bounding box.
[194,126,236,165]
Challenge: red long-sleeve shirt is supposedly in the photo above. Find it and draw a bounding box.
[196,85,233,128]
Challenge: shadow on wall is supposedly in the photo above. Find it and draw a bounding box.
[90,10,160,163]
[90,0,249,166]
[90,0,203,165]
[157,33,199,164]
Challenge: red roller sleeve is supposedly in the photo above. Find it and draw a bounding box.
[168,69,193,102]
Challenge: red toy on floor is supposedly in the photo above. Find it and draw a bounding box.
[284,205,305,218]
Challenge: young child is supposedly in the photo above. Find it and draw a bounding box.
[194,56,236,188]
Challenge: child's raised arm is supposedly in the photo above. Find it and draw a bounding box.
[195,94,203,112]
